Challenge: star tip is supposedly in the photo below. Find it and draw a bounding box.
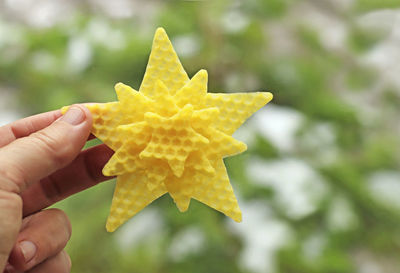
[233,213,243,223]
[60,106,70,114]
[106,225,116,233]
[172,168,185,178]
[235,218,243,223]
[175,200,190,212]
[114,83,128,98]
[241,142,248,152]
[262,92,273,103]
[177,205,189,212]
[146,183,157,192]
[102,167,113,177]
[205,165,216,175]
[143,111,158,120]
[199,69,208,76]
[114,82,125,89]
[182,103,194,111]
[155,27,167,36]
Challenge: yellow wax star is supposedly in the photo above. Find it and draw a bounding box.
[62,28,273,232]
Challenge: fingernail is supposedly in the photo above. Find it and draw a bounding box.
[61,106,86,125]
[19,241,37,263]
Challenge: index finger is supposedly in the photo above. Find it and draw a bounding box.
[0,110,62,148]
[21,144,114,216]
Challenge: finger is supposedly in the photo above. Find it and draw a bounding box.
[21,144,114,216]
[0,105,92,194]
[8,209,71,272]
[0,108,95,148]
[0,111,62,148]
[0,191,22,271]
[26,251,71,273]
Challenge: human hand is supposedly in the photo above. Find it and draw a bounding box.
[0,105,113,273]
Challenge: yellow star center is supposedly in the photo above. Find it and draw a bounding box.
[140,104,210,177]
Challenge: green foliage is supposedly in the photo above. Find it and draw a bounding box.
[1,1,400,272]
[355,0,400,11]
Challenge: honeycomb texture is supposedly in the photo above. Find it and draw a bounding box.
[139,28,189,98]
[106,172,167,232]
[62,27,273,232]
[204,92,272,135]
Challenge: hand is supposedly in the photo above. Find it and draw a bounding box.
[0,105,113,273]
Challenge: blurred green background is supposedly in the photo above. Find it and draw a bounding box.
[1,0,400,272]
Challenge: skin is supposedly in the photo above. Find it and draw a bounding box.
[0,105,114,273]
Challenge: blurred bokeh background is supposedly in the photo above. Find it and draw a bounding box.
[1,0,400,272]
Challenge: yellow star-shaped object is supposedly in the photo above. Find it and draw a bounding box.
[62,28,273,232]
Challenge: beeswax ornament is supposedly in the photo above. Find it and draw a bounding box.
[62,28,273,232]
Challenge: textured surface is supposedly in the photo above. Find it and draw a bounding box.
[62,27,273,232]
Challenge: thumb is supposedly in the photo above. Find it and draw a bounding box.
[0,105,91,270]
[0,105,92,194]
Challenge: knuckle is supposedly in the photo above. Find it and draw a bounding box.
[0,166,24,193]
[0,191,22,240]
[0,190,22,212]
[30,129,73,167]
